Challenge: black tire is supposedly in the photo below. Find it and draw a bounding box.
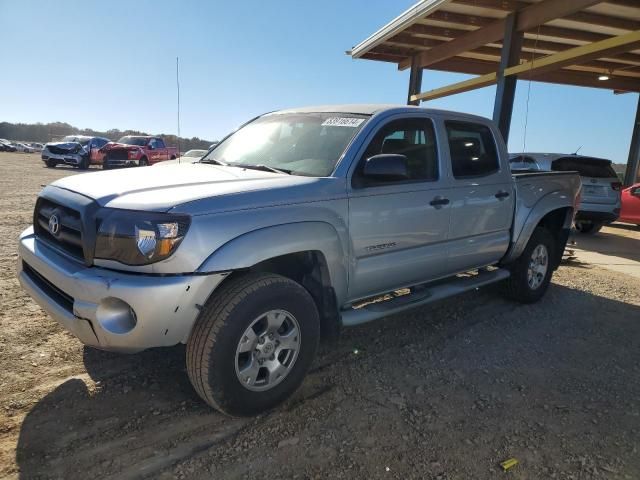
[139,157,148,167]
[575,221,602,234]
[170,155,176,160]
[503,227,556,304]
[102,156,111,170]
[186,272,320,416]
[45,159,57,168]
[79,156,89,170]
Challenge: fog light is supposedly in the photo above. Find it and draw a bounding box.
[96,297,137,334]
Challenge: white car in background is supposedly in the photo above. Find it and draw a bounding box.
[155,149,209,166]
[15,143,37,153]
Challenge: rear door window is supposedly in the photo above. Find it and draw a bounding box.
[445,121,499,178]
[551,157,616,178]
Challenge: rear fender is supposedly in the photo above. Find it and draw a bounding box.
[503,193,574,264]
[198,222,348,304]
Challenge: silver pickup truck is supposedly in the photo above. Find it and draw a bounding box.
[17,105,581,416]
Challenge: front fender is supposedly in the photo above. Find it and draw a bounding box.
[503,192,574,263]
[197,222,348,304]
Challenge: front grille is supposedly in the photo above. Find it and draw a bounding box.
[34,198,84,260]
[48,145,75,155]
[22,261,74,313]
[107,149,129,161]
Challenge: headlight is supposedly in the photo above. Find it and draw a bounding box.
[129,150,138,157]
[94,210,190,265]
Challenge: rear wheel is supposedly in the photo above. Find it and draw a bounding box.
[186,273,320,416]
[575,221,602,234]
[503,227,555,304]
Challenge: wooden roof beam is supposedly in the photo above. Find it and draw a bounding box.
[398,0,603,70]
[410,30,640,101]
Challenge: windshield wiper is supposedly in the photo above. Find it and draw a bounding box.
[233,164,292,175]
[199,158,227,166]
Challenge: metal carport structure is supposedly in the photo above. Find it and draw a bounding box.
[348,0,640,185]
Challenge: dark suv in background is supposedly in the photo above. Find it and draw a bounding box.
[510,153,621,233]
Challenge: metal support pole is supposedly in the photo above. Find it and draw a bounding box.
[624,94,640,186]
[407,55,423,106]
[493,13,523,143]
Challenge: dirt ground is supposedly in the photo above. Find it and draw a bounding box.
[1,152,639,480]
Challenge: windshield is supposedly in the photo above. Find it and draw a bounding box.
[201,113,368,176]
[62,135,90,145]
[117,136,148,146]
[184,149,207,157]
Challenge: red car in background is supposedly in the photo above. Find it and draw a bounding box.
[619,183,640,226]
[101,135,178,169]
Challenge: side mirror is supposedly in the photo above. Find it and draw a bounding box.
[631,187,640,197]
[147,144,154,150]
[363,154,409,180]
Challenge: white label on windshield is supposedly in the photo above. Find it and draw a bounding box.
[321,117,365,127]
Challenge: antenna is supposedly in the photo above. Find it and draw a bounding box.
[176,57,181,164]
[573,145,582,155]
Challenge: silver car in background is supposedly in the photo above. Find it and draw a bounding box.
[510,153,621,234]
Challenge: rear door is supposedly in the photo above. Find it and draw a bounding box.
[90,138,108,164]
[149,138,165,163]
[347,115,451,301]
[551,156,619,206]
[443,119,514,273]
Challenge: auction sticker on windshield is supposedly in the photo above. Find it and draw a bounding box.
[321,117,365,127]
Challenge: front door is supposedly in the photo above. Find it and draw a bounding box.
[442,119,514,273]
[347,116,451,301]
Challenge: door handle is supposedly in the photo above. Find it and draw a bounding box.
[429,196,450,208]
[495,191,510,199]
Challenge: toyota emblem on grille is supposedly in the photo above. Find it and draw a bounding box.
[48,214,60,236]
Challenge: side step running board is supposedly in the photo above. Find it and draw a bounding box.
[340,268,510,327]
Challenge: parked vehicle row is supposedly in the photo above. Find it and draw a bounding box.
[17,104,581,416]
[510,152,622,234]
[41,135,178,170]
[0,138,43,152]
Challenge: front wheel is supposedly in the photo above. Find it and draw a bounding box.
[186,273,320,416]
[45,159,57,168]
[139,157,149,167]
[78,156,89,170]
[503,227,555,304]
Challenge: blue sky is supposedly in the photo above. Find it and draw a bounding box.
[0,0,636,162]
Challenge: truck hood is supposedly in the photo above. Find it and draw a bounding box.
[46,141,83,151]
[49,163,335,212]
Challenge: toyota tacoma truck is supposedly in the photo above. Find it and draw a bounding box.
[17,105,581,416]
[102,135,178,168]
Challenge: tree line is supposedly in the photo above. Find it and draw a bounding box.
[0,121,216,152]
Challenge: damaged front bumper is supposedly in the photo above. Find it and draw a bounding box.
[17,227,226,353]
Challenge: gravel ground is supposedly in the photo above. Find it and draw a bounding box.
[1,152,639,479]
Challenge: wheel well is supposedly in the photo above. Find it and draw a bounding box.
[222,251,340,341]
[536,207,573,270]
